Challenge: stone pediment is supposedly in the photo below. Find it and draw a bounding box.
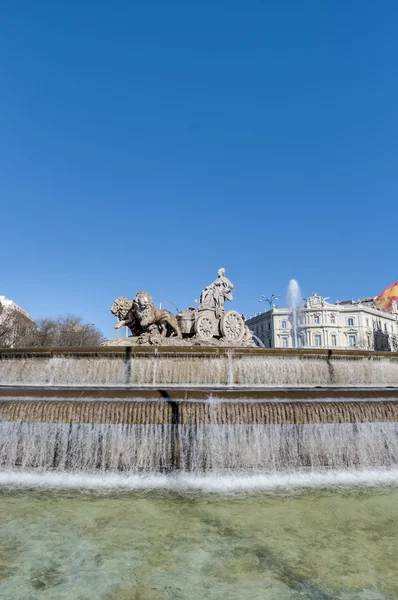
[303,293,333,309]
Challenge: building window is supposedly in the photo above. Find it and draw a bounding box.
[281,321,287,329]
[348,334,356,347]
[348,318,354,326]
[330,314,336,324]
[314,315,320,324]
[331,334,337,346]
[268,322,271,330]
[366,318,369,327]
[314,334,322,346]
[367,333,372,348]
[384,323,387,333]
[268,339,272,348]
[281,337,288,348]
[261,324,264,332]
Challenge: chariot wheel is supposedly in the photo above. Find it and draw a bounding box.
[195,313,215,341]
[220,310,245,343]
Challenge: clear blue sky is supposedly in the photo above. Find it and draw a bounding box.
[1,1,397,338]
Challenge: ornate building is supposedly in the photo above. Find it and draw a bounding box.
[247,293,398,351]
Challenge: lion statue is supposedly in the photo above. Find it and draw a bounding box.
[111,291,181,338]
[111,297,143,336]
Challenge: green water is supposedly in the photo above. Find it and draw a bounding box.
[0,486,397,600]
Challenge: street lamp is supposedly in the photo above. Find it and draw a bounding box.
[259,294,281,309]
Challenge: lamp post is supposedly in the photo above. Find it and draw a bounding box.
[259,294,281,310]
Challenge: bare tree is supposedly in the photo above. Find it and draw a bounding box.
[0,299,104,349]
[24,315,104,348]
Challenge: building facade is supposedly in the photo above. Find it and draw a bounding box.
[0,296,35,348]
[247,293,398,351]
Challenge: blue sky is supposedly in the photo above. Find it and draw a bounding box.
[1,1,397,338]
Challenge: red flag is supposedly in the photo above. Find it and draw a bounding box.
[375,281,398,312]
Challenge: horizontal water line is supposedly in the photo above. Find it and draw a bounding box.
[1,467,398,493]
[2,383,398,389]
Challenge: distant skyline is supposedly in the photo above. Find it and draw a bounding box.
[1,1,397,338]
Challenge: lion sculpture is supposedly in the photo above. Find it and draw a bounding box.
[111,291,181,338]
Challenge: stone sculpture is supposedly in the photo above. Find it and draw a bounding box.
[111,297,143,336]
[199,268,234,318]
[111,291,181,338]
[105,269,255,347]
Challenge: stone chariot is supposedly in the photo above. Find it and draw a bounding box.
[107,268,254,347]
[177,268,247,343]
[177,306,246,343]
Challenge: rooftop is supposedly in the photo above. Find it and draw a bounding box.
[0,296,33,321]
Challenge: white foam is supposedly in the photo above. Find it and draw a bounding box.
[1,467,398,493]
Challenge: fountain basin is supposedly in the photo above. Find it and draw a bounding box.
[0,347,398,386]
[1,348,398,475]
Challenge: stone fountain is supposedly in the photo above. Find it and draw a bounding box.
[0,268,398,479]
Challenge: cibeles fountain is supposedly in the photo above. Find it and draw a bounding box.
[0,268,398,486]
[104,268,255,347]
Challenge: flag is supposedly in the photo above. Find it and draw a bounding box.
[375,281,398,312]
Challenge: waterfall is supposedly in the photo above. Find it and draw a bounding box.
[1,398,398,425]
[1,350,398,386]
[0,349,398,482]
[0,420,397,473]
[227,349,234,386]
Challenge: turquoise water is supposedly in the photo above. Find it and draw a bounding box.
[0,482,398,599]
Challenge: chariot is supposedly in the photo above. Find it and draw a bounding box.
[177,306,246,343]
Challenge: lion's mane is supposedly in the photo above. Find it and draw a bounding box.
[111,297,134,321]
[132,291,156,327]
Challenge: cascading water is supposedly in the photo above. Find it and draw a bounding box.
[0,398,398,474]
[1,418,398,473]
[287,279,302,348]
[1,349,398,386]
[0,348,398,486]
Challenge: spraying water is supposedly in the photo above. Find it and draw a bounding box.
[251,334,265,347]
[287,279,302,348]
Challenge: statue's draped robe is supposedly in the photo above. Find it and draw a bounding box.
[199,275,234,318]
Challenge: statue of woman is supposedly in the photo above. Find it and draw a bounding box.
[199,268,234,318]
